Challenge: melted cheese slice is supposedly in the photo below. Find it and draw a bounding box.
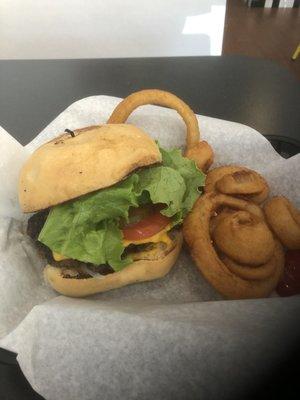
[122,223,173,247]
[52,224,173,261]
[53,252,69,261]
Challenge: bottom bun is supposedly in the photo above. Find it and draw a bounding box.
[44,232,183,297]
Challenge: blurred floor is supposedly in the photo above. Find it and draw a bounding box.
[223,0,300,78]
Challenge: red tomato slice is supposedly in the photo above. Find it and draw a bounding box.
[122,210,171,241]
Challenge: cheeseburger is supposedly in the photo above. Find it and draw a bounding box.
[19,124,205,297]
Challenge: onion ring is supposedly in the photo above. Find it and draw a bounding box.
[220,250,278,281]
[264,196,300,250]
[184,141,214,173]
[107,89,214,171]
[183,193,284,299]
[212,210,275,266]
[205,165,269,204]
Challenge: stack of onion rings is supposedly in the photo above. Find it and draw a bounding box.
[183,193,284,299]
[183,164,300,298]
[107,89,214,171]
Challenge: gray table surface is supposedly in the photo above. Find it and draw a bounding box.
[0,55,299,148]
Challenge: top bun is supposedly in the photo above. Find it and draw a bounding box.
[19,124,161,212]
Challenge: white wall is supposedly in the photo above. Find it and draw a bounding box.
[0,0,226,59]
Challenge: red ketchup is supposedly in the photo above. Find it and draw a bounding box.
[277,250,300,297]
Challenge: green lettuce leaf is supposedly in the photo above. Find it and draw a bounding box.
[38,175,138,271]
[137,166,186,219]
[38,146,205,270]
[159,146,205,219]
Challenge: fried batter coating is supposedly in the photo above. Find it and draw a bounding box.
[205,166,269,204]
[183,193,284,299]
[264,196,300,250]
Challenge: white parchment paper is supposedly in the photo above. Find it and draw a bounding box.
[0,96,299,400]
